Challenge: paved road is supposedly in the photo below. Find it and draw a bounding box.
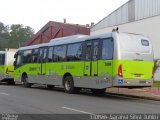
[0,83,160,119]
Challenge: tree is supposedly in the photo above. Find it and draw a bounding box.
[9,24,34,48]
[0,22,10,50]
[0,22,35,50]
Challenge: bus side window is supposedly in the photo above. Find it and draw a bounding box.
[86,42,92,60]
[0,54,2,65]
[1,54,5,65]
[48,47,53,62]
[102,38,114,60]
[42,47,48,63]
[93,41,99,60]
[38,48,43,63]
[38,47,48,63]
[67,43,82,61]
[32,49,39,63]
[53,45,66,62]
[23,50,32,63]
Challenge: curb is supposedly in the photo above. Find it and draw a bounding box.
[105,92,160,101]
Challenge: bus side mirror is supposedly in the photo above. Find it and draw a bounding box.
[13,61,16,66]
[14,53,17,58]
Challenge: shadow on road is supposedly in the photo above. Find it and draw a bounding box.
[2,83,138,101]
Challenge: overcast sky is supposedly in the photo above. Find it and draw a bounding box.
[0,0,129,32]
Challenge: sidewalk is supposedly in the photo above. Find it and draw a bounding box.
[106,87,160,101]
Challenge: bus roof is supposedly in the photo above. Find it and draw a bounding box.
[50,35,88,42]
[19,43,48,51]
[49,35,88,46]
[18,32,149,51]
[18,32,114,50]
[0,51,5,54]
[49,33,113,46]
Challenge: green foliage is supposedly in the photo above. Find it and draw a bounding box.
[0,22,34,50]
[154,59,160,74]
[0,22,10,50]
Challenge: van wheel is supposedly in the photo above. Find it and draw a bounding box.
[22,75,31,88]
[64,76,75,93]
[91,88,106,94]
[47,85,54,90]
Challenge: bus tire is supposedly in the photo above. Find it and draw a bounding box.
[64,76,75,93]
[91,88,106,94]
[22,75,31,88]
[47,85,54,90]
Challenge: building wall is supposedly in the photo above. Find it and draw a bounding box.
[92,0,160,32]
[91,15,160,80]
[91,3,129,31]
[135,0,160,20]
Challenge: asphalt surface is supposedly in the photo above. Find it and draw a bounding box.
[0,84,160,119]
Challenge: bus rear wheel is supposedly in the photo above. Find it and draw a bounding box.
[91,88,106,94]
[22,75,32,88]
[64,76,75,93]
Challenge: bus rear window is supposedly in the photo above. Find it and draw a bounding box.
[141,39,149,46]
[119,34,151,53]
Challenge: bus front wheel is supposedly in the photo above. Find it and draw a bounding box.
[22,75,32,88]
[64,76,75,93]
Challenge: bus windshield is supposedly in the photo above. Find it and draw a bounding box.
[0,53,5,65]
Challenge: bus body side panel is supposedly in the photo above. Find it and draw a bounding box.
[6,65,14,79]
[0,65,14,81]
[14,67,21,82]
[112,60,154,87]
[0,65,5,80]
[97,60,113,86]
[47,61,84,86]
[24,62,84,86]
[14,64,39,83]
[74,60,113,89]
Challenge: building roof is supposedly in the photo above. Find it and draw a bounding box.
[25,21,90,46]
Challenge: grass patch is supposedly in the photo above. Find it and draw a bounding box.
[152,81,160,88]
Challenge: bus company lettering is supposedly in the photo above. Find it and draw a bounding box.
[96,78,112,84]
[104,62,112,66]
[96,79,108,84]
[29,67,37,71]
[61,65,75,70]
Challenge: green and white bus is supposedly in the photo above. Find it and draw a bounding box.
[13,32,154,93]
[0,49,17,84]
